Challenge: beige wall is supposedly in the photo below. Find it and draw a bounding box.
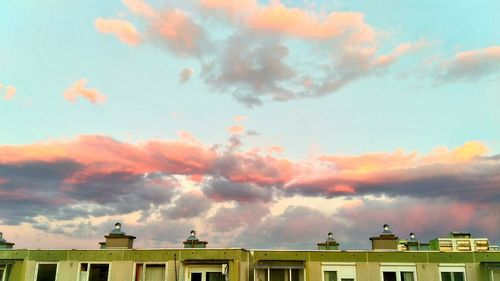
[56,261,78,281]
[23,261,35,281]
[109,261,134,281]
[355,262,374,281]
[306,261,321,281]
[416,263,438,281]
[466,264,479,281]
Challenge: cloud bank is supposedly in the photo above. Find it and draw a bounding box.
[0,135,498,248]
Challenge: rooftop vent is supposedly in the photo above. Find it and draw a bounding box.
[0,232,14,249]
[99,222,135,249]
[409,232,417,242]
[317,232,340,250]
[110,222,125,235]
[183,230,208,248]
[382,224,393,235]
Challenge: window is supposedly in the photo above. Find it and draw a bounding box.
[322,263,356,281]
[79,263,109,281]
[35,263,58,281]
[135,263,167,281]
[254,268,304,281]
[186,265,226,281]
[380,265,417,281]
[440,272,465,281]
[439,265,466,281]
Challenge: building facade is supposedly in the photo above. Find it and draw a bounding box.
[0,225,499,281]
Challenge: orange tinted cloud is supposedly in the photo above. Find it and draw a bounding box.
[321,149,418,173]
[247,6,374,43]
[122,0,157,18]
[63,79,107,104]
[376,40,429,67]
[227,125,245,135]
[440,46,500,81]
[201,0,375,43]
[200,0,256,15]
[151,10,206,56]
[320,141,487,174]
[179,67,194,83]
[95,18,140,45]
[421,141,488,165]
[233,115,247,122]
[0,83,16,101]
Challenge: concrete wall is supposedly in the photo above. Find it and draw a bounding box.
[1,249,500,281]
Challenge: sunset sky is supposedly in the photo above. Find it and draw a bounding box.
[0,0,499,249]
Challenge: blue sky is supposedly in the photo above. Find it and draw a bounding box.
[0,0,499,249]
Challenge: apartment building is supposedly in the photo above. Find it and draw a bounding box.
[0,224,499,281]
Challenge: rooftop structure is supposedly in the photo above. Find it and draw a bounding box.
[99,222,136,249]
[430,232,490,252]
[0,224,499,281]
[0,233,14,249]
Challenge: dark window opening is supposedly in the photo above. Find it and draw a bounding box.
[400,272,414,281]
[89,264,109,281]
[206,272,224,281]
[36,264,57,281]
[270,269,285,281]
[383,272,397,281]
[441,272,465,281]
[191,272,202,281]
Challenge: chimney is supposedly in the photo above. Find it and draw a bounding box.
[183,230,208,248]
[0,232,14,249]
[99,223,136,249]
[369,224,399,250]
[317,232,340,250]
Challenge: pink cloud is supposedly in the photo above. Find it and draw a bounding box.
[0,135,497,211]
[94,18,140,45]
[63,79,107,104]
[0,135,216,179]
[95,0,207,57]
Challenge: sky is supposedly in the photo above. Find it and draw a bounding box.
[0,0,499,250]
